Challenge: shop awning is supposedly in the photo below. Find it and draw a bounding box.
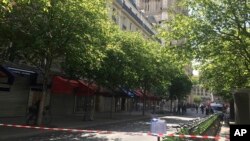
[51,76,79,95]
[0,66,15,85]
[121,88,135,98]
[51,76,98,96]
[76,81,96,96]
[7,67,39,85]
[134,89,144,98]
[7,67,36,75]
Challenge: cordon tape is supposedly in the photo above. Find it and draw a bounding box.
[0,123,229,140]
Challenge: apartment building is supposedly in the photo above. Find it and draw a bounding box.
[110,0,156,39]
[187,85,213,104]
[133,0,176,24]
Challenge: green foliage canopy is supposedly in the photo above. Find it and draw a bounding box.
[159,0,250,97]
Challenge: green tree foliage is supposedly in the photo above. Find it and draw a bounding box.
[159,0,250,97]
[193,95,202,104]
[169,73,193,101]
[96,30,145,90]
[0,0,110,124]
[0,0,195,119]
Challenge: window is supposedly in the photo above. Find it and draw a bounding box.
[112,15,117,23]
[122,24,127,30]
[112,7,118,23]
[145,0,149,11]
[156,0,160,10]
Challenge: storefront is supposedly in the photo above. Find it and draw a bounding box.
[50,76,96,116]
[0,65,38,117]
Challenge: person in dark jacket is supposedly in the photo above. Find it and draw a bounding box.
[200,104,205,114]
[26,100,40,124]
[195,104,199,114]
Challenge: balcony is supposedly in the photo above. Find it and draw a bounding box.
[116,0,155,35]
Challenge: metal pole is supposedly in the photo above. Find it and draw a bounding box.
[157,136,161,141]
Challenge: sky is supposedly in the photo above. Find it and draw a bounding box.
[192,60,200,76]
[193,70,199,76]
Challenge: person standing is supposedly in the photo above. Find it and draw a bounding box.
[200,104,205,114]
[26,100,40,125]
[195,104,198,114]
[205,105,209,115]
[224,106,230,125]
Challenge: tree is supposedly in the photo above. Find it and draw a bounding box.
[159,0,250,98]
[193,96,201,104]
[0,0,110,125]
[169,72,193,111]
[62,21,178,116]
[97,30,153,116]
[93,29,177,116]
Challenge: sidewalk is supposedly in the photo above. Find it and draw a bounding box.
[0,109,206,140]
[218,123,230,141]
[0,111,152,140]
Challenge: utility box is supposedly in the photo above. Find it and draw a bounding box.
[150,118,166,135]
[233,89,250,124]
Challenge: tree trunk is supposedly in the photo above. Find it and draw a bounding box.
[83,97,88,121]
[110,95,114,118]
[37,76,47,125]
[37,58,51,125]
[170,98,173,113]
[230,99,235,121]
[142,89,146,116]
[90,96,96,120]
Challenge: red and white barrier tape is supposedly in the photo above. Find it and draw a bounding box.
[0,123,110,134]
[0,123,229,140]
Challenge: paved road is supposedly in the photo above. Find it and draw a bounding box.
[13,110,205,141]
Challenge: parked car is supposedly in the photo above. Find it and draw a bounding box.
[210,103,224,119]
[210,103,223,114]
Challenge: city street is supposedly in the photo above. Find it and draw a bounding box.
[0,0,248,141]
[8,109,205,141]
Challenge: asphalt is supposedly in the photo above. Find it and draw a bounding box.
[0,109,230,141]
[0,111,153,140]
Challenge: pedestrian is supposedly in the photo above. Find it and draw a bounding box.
[177,103,181,114]
[182,104,186,114]
[223,106,230,125]
[205,106,209,115]
[26,100,40,125]
[200,104,204,114]
[195,104,198,114]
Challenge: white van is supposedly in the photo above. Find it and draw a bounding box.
[210,103,223,114]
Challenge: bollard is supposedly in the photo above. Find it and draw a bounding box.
[157,136,161,141]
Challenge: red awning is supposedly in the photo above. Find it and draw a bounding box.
[134,89,143,98]
[51,76,78,95]
[76,81,96,96]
